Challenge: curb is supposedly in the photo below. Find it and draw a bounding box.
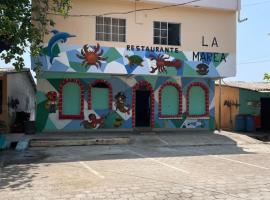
[29,137,131,147]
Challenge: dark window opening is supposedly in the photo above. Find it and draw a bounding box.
[93,82,108,88]
[168,23,180,46]
[153,21,181,46]
[136,90,151,127]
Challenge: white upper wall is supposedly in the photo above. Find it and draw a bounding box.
[139,0,240,11]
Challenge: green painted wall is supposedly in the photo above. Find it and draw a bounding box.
[63,83,81,115]
[239,89,270,115]
[92,88,109,110]
[189,86,206,115]
[161,86,179,115]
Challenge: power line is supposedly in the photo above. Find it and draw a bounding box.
[238,58,270,65]
[243,0,270,7]
[47,0,202,17]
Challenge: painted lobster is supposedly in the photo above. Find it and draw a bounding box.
[149,54,182,73]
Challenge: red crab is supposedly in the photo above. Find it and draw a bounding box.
[149,54,182,73]
[77,43,107,69]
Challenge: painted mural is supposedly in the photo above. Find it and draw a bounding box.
[32,30,236,78]
[36,75,215,132]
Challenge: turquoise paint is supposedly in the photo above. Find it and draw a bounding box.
[188,86,206,115]
[92,88,109,110]
[36,75,215,132]
[239,89,270,115]
[63,83,81,115]
[161,86,179,115]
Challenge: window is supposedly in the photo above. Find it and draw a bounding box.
[92,83,109,110]
[59,79,84,120]
[96,16,126,42]
[88,80,112,110]
[63,83,81,115]
[159,82,182,118]
[153,21,180,46]
[186,83,209,118]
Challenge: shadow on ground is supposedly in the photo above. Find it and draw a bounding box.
[0,131,260,190]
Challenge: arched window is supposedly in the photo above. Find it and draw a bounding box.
[159,82,182,118]
[186,82,209,118]
[59,79,84,119]
[88,80,112,110]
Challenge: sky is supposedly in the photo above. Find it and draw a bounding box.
[226,0,270,82]
[0,0,270,82]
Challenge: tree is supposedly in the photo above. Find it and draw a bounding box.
[0,0,71,71]
[264,73,270,81]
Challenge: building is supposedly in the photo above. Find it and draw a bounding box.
[0,68,36,133]
[33,0,238,132]
[215,81,270,131]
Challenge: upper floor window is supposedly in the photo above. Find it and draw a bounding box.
[153,21,181,46]
[96,16,126,42]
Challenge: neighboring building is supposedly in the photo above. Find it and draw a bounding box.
[215,81,270,131]
[33,0,238,132]
[0,68,36,132]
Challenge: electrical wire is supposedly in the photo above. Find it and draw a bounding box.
[243,0,270,7]
[238,58,270,65]
[47,0,202,17]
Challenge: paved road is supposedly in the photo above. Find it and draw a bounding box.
[1,132,270,200]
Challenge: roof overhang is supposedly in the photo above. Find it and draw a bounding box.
[137,0,239,11]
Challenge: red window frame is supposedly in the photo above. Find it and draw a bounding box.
[88,79,113,110]
[186,82,209,118]
[59,79,84,120]
[158,82,182,119]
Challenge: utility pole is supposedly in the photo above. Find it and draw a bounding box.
[219,79,222,132]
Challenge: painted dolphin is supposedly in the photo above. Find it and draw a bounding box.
[47,29,76,64]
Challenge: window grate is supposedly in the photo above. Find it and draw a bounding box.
[96,16,126,42]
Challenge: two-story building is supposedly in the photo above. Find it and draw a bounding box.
[33,0,238,132]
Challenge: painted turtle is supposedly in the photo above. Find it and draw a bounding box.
[125,55,144,67]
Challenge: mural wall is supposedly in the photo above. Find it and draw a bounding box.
[32,30,236,78]
[36,75,215,132]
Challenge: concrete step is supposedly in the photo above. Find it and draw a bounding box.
[29,137,131,147]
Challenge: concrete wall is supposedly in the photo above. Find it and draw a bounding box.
[215,85,239,130]
[45,0,236,53]
[36,74,215,132]
[7,72,36,123]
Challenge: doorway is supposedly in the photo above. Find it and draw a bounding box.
[261,98,270,130]
[135,90,151,127]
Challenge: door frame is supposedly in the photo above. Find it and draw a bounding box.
[132,80,154,128]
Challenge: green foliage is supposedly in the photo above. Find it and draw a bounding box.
[0,0,71,71]
[264,73,270,81]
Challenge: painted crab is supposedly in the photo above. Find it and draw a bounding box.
[80,113,105,129]
[76,43,107,69]
[196,63,209,75]
[149,54,182,73]
[125,55,144,67]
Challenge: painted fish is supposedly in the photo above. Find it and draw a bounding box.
[48,29,76,64]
